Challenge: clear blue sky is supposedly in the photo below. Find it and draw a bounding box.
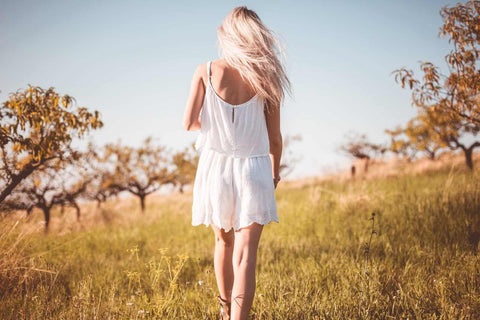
[0,0,456,179]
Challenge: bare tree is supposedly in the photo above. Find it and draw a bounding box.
[279,133,302,178]
[339,132,386,173]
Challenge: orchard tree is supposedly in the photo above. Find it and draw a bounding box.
[392,0,480,168]
[4,149,100,231]
[82,141,121,209]
[386,115,447,161]
[340,132,386,173]
[419,106,479,168]
[103,137,176,212]
[279,133,302,178]
[0,85,103,203]
[7,159,67,232]
[172,143,199,193]
[385,129,418,161]
[54,148,100,221]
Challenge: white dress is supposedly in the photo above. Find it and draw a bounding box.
[191,60,279,232]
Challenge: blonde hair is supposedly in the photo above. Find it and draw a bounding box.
[216,6,292,113]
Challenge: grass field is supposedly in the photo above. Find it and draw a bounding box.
[1,155,480,319]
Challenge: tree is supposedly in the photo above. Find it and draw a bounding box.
[279,134,302,178]
[340,132,387,173]
[0,85,103,202]
[392,0,480,168]
[385,128,418,161]
[419,106,479,169]
[3,148,100,231]
[82,141,121,209]
[6,159,66,232]
[386,114,447,161]
[172,143,199,193]
[103,137,176,212]
[54,148,100,221]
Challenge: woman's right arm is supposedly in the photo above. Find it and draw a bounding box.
[182,63,206,131]
[264,103,282,189]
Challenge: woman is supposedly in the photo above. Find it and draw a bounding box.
[183,6,291,320]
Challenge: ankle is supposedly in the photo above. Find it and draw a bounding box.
[218,295,231,304]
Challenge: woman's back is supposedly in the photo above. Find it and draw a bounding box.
[194,60,270,159]
[206,59,257,106]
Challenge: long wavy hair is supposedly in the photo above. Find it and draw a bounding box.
[216,6,292,114]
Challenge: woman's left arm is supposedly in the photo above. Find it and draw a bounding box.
[182,63,206,131]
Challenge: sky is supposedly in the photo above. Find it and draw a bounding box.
[0,0,457,180]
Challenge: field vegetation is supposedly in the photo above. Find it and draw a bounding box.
[1,153,479,319]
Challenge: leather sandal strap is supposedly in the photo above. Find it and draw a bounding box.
[217,295,231,305]
[217,295,231,319]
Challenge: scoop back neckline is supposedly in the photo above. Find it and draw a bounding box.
[207,64,258,108]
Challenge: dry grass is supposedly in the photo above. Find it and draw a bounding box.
[283,151,480,188]
[1,153,480,319]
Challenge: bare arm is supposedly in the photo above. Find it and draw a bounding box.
[183,63,206,131]
[264,104,282,188]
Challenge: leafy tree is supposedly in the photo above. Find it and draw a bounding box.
[82,141,121,209]
[386,115,447,161]
[0,85,103,202]
[54,148,100,221]
[392,1,480,168]
[3,149,100,230]
[6,159,66,232]
[385,128,418,161]
[172,143,199,193]
[420,107,479,168]
[103,137,176,212]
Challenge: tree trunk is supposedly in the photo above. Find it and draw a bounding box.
[452,140,478,170]
[465,147,474,170]
[0,164,36,203]
[25,207,34,221]
[139,195,146,213]
[42,207,51,233]
[73,201,81,221]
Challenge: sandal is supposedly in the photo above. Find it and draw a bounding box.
[216,295,231,320]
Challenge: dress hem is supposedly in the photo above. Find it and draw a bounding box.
[192,215,279,232]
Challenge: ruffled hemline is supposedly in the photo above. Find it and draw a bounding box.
[192,212,279,232]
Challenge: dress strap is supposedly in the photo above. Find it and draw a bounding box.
[207,61,212,79]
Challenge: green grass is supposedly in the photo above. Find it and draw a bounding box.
[1,167,480,319]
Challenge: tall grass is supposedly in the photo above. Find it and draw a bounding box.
[1,158,479,319]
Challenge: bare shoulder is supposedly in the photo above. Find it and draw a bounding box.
[210,58,228,72]
[199,59,225,85]
[211,58,224,65]
[192,62,209,88]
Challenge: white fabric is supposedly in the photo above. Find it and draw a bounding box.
[191,60,279,232]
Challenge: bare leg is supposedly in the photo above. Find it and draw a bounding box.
[230,223,264,320]
[212,225,235,302]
